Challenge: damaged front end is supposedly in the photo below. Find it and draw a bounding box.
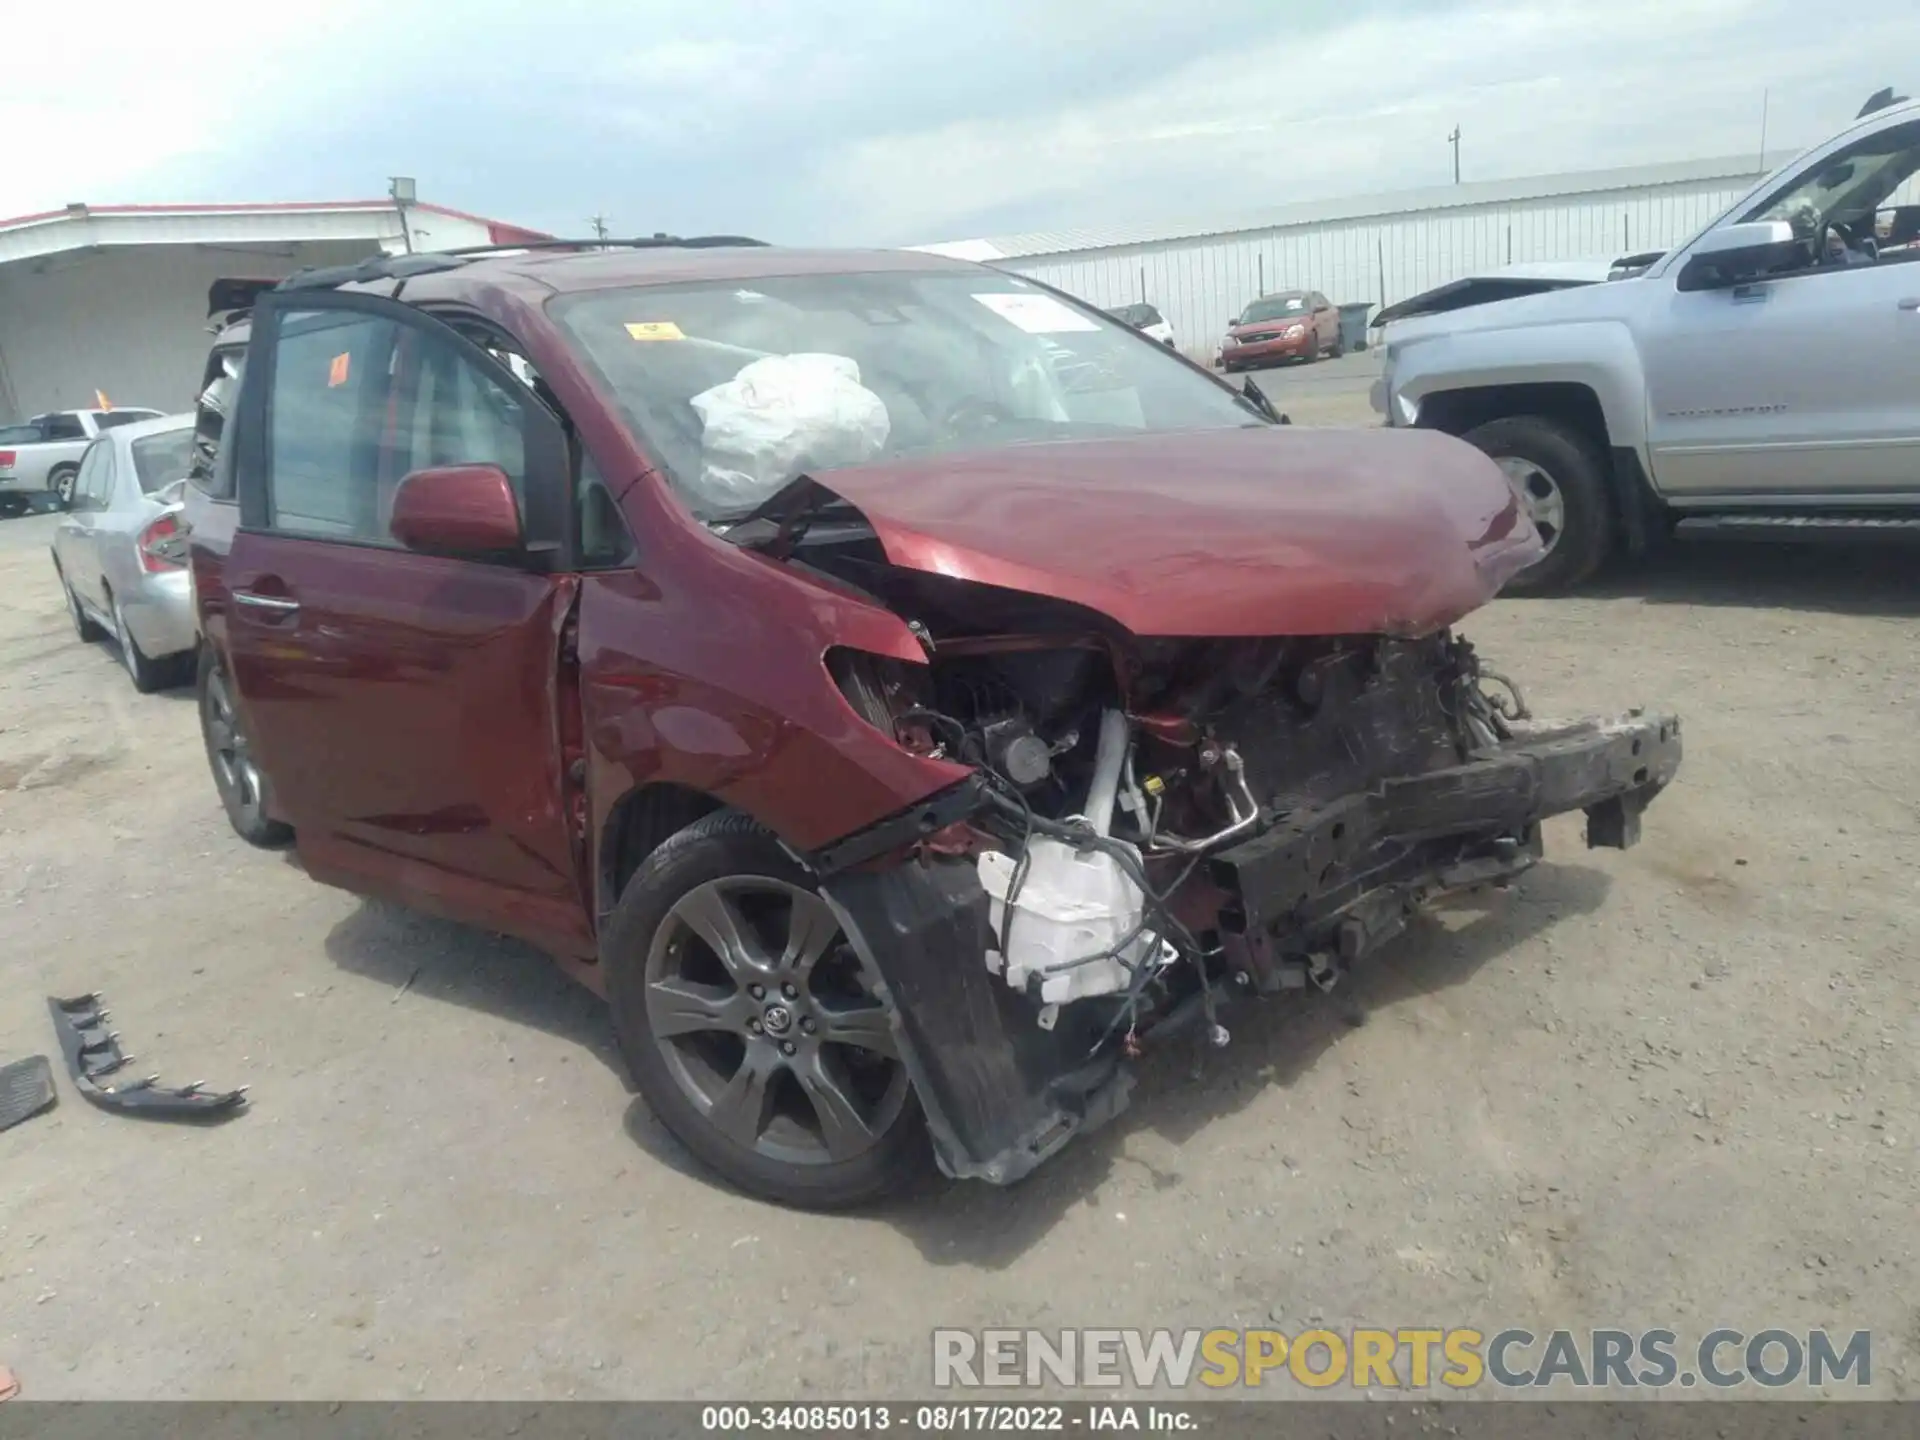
[812,623,1679,1187]
[721,427,1679,1186]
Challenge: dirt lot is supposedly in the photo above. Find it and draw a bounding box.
[3,376,1919,1400]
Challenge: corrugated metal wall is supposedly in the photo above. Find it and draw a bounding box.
[999,177,1760,360]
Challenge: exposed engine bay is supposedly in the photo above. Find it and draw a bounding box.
[800,562,1681,1186]
[722,447,1682,1187]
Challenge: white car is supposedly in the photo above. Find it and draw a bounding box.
[0,408,165,516]
[1107,302,1177,348]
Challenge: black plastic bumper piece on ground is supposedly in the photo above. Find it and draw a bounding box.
[47,994,248,1120]
[823,860,1132,1186]
[0,1054,57,1133]
[1209,711,1682,941]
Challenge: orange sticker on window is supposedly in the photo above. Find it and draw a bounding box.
[328,352,351,387]
[624,321,685,341]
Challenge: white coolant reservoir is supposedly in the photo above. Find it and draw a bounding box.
[978,837,1157,1006]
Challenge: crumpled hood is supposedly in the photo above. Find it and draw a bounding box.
[811,426,1541,638]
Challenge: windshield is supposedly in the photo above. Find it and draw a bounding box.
[551,270,1259,520]
[129,426,195,493]
[1240,295,1308,323]
[1751,120,1920,233]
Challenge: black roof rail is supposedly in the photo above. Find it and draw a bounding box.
[441,235,771,255]
[275,250,471,293]
[272,235,773,295]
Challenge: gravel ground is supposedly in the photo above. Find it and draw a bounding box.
[3,399,1918,1400]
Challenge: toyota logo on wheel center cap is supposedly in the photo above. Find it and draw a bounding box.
[762,1004,794,1036]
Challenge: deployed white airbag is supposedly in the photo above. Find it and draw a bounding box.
[690,352,891,511]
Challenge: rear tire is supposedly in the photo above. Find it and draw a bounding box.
[112,594,172,694]
[48,466,77,510]
[604,811,929,1209]
[58,564,104,642]
[198,645,292,846]
[1462,415,1614,595]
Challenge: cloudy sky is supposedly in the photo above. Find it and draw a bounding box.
[1,0,1904,246]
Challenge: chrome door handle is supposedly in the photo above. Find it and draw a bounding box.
[1898,297,1920,311]
[233,591,300,614]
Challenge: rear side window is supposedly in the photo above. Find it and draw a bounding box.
[191,347,246,497]
[95,411,155,431]
[130,428,195,493]
[40,413,85,441]
[0,424,36,445]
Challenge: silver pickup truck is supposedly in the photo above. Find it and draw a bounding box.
[0,408,164,516]
[1375,94,1920,593]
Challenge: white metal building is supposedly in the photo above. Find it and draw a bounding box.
[0,200,548,423]
[917,151,1803,359]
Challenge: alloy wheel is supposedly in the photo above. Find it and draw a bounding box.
[203,664,266,828]
[113,600,141,681]
[1495,455,1568,556]
[644,876,908,1167]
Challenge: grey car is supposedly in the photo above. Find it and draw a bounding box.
[50,414,198,691]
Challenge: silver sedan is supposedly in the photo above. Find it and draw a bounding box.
[49,414,199,692]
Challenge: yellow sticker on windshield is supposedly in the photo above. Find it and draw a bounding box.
[625,321,685,341]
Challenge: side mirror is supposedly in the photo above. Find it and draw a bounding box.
[389,464,523,556]
[1676,220,1804,292]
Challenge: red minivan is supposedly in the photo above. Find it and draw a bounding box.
[182,240,1680,1207]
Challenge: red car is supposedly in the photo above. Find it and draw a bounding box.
[1221,290,1341,371]
[182,240,1680,1208]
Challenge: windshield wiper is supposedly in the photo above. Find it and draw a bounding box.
[1239,375,1289,425]
[715,474,860,557]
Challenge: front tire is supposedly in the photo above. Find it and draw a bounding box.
[604,811,929,1209]
[1462,415,1614,595]
[198,645,292,846]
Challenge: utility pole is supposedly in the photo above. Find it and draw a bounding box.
[1758,89,1770,169]
[1448,126,1462,185]
[388,176,417,253]
[588,214,611,248]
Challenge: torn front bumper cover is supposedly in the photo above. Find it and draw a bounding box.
[824,710,1680,1187]
[47,993,248,1119]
